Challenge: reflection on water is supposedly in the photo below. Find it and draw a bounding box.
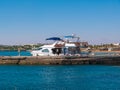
[0,65,120,90]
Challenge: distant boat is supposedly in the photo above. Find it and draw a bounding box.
[31,35,81,56]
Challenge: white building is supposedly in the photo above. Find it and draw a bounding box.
[112,43,120,46]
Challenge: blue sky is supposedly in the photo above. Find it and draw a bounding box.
[0,0,120,45]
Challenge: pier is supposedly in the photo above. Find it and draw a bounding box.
[0,56,120,65]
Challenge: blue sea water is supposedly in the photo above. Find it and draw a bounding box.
[0,51,118,57]
[0,51,120,90]
[0,65,120,90]
[0,51,31,56]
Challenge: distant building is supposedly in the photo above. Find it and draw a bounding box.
[80,42,88,48]
[112,43,120,46]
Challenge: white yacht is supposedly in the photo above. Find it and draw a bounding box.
[31,35,81,56]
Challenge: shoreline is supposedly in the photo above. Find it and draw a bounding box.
[91,50,120,53]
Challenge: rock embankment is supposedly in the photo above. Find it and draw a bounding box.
[0,56,120,65]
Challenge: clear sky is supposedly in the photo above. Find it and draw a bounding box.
[0,0,120,45]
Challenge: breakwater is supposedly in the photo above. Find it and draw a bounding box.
[0,56,120,65]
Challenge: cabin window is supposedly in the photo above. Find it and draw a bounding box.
[42,49,49,53]
[52,48,62,55]
[38,48,42,50]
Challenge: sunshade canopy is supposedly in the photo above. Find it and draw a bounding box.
[46,37,62,41]
[64,35,74,38]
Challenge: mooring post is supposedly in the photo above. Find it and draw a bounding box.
[18,48,21,56]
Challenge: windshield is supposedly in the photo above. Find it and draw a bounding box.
[38,48,42,50]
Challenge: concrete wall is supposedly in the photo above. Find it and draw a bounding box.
[0,56,120,65]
